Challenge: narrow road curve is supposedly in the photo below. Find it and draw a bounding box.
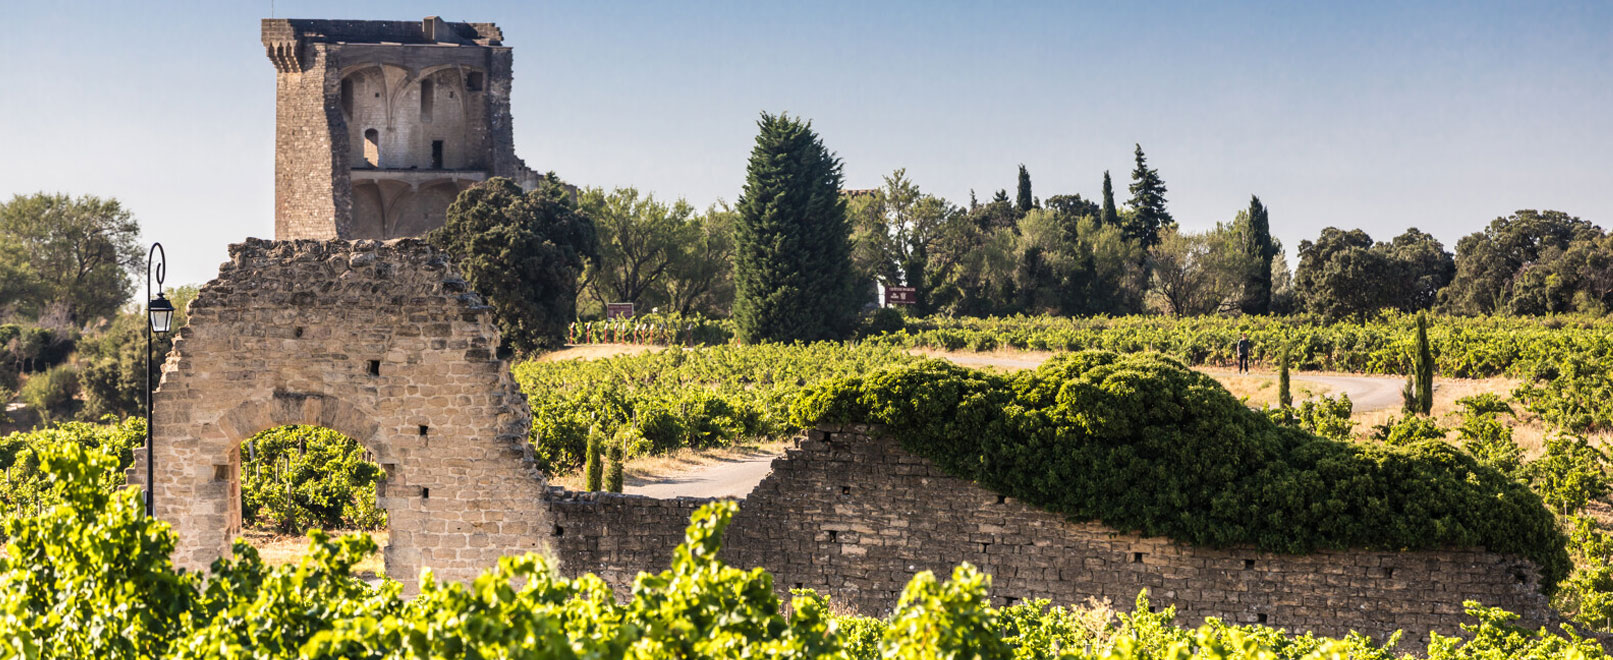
[624,352,1406,499]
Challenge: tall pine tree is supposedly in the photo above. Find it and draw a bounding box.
[1099,170,1119,227]
[1016,164,1034,213]
[1238,195,1278,315]
[733,112,859,343]
[1124,144,1174,249]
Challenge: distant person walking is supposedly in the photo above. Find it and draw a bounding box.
[1236,332,1252,373]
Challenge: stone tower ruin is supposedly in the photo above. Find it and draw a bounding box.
[262,17,541,241]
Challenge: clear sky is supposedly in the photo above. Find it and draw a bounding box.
[2,1,1609,287]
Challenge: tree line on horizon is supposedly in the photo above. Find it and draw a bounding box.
[543,118,1610,334]
[1,110,1610,420]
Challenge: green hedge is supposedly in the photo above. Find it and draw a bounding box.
[790,351,1570,593]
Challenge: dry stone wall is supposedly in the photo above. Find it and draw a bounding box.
[547,425,1555,646]
[128,238,549,591]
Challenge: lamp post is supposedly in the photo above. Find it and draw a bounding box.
[145,243,174,518]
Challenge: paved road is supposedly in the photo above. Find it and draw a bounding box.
[624,352,1407,500]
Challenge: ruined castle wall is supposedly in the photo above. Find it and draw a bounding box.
[129,239,549,591]
[546,426,1554,644]
[271,43,348,240]
[264,18,537,241]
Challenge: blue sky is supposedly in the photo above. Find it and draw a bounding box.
[2,1,1609,286]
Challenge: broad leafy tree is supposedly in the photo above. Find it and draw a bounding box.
[0,193,142,323]
[1294,228,1394,320]
[660,203,737,316]
[1443,210,1604,314]
[733,113,859,343]
[578,187,696,308]
[847,169,955,314]
[1148,225,1247,317]
[1383,228,1455,312]
[1295,227,1453,319]
[428,175,598,353]
[1123,144,1174,249]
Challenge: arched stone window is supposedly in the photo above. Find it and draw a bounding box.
[363,128,380,168]
[419,79,434,123]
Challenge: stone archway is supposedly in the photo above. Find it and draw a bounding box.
[128,238,551,590]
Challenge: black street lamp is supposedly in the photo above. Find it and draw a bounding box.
[146,242,173,517]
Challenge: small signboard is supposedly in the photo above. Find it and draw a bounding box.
[605,302,635,319]
[884,286,917,306]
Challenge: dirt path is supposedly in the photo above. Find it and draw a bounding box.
[623,350,1409,500]
[623,451,780,499]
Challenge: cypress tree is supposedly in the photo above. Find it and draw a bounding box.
[1016,164,1034,213]
[1414,312,1434,414]
[1100,171,1119,227]
[1278,348,1292,409]
[1239,195,1278,315]
[584,431,603,491]
[1124,144,1174,249]
[605,444,624,493]
[733,112,859,343]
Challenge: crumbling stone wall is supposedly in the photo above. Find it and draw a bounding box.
[128,239,548,591]
[546,425,1554,645]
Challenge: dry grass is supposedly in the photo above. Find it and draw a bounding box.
[240,527,388,578]
[1208,371,1332,408]
[534,343,664,363]
[550,439,792,491]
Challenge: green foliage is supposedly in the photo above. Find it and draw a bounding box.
[0,323,75,378]
[789,352,1569,592]
[880,563,1010,659]
[427,175,600,353]
[511,342,912,472]
[0,439,195,658]
[733,112,860,343]
[0,192,143,323]
[1457,393,1516,418]
[0,452,1599,659]
[1456,395,1523,478]
[1370,414,1448,446]
[1553,515,1613,632]
[1524,434,1609,517]
[1516,362,1613,433]
[19,363,78,421]
[74,285,196,420]
[1294,393,1355,442]
[0,418,144,531]
[570,311,735,346]
[861,311,1613,380]
[240,426,385,534]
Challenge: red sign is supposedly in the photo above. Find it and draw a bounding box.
[605,302,635,319]
[884,286,917,306]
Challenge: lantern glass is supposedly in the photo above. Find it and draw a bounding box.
[149,294,175,334]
